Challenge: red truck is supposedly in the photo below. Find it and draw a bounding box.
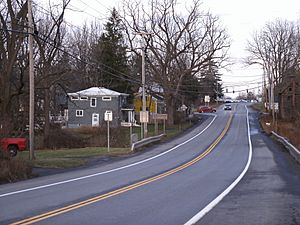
[0,138,27,156]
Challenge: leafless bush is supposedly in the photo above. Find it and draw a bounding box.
[0,152,32,184]
[45,126,130,149]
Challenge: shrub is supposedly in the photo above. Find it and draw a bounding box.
[44,126,130,149]
[47,127,86,149]
[0,151,32,184]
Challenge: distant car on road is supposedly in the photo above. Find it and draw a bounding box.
[225,99,233,103]
[198,106,216,113]
[224,104,232,110]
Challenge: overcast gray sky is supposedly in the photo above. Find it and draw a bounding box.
[61,0,300,98]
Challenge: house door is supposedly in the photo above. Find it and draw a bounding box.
[92,113,99,127]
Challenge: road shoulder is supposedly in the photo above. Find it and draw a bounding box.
[197,109,300,225]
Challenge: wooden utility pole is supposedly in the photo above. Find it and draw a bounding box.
[134,32,153,139]
[271,71,275,125]
[141,47,147,138]
[28,0,35,160]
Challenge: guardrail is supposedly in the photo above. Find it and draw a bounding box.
[271,131,300,164]
[131,134,166,151]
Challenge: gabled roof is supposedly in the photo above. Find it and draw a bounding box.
[68,87,129,97]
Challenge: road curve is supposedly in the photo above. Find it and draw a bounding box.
[0,104,251,225]
[196,107,300,225]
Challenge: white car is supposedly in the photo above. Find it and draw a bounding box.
[224,104,232,110]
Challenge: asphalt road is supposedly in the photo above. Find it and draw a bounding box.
[0,104,298,225]
[197,108,300,225]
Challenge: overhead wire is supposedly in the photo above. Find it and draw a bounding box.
[2,25,263,95]
[1,26,237,94]
[34,1,241,93]
[37,1,249,93]
[68,1,109,21]
[5,1,258,96]
[31,2,143,86]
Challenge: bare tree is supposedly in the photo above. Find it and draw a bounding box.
[68,21,103,89]
[246,19,300,86]
[121,0,230,125]
[0,0,28,134]
[246,19,300,119]
[33,0,71,147]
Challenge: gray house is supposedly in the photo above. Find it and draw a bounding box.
[67,87,129,128]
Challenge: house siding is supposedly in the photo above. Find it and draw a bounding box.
[67,96,124,128]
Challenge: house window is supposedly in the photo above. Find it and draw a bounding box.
[71,96,79,100]
[90,98,97,107]
[80,96,88,100]
[102,96,112,101]
[76,110,83,117]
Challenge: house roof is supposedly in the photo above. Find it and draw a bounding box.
[68,87,129,97]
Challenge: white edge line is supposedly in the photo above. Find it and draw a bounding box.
[0,115,217,198]
[184,105,253,225]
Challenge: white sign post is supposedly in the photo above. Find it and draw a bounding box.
[204,95,210,106]
[180,104,187,111]
[274,102,279,112]
[104,110,113,152]
[140,111,149,139]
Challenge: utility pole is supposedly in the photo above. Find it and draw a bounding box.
[267,68,272,114]
[263,68,267,112]
[141,47,147,138]
[28,0,35,160]
[270,70,275,125]
[135,32,153,139]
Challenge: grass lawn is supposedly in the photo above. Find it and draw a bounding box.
[16,147,131,169]
[16,121,194,169]
[132,122,193,140]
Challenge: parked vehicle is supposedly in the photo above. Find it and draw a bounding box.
[224,104,232,110]
[198,106,216,113]
[0,138,27,156]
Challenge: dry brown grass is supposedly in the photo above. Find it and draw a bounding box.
[0,151,33,184]
[276,121,300,149]
[260,114,300,150]
[44,126,130,150]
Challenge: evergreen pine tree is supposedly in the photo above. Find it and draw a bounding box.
[199,60,224,101]
[96,8,132,94]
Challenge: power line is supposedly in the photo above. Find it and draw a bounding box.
[2,11,246,97]
[36,34,142,85]
[28,3,143,86]
[1,26,142,86]
[77,0,111,18]
[30,2,236,95]
[33,2,108,26]
[2,26,265,96]
[68,2,109,21]
[93,0,114,11]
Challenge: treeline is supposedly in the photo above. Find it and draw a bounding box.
[246,18,300,120]
[0,0,230,140]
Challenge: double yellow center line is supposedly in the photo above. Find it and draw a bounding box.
[11,114,233,225]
